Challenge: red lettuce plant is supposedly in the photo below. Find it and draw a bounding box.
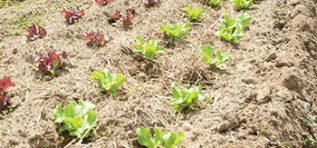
[95,0,113,5]
[62,8,85,24]
[85,32,107,47]
[108,9,135,27]
[143,0,160,7]
[108,10,122,24]
[0,77,15,110]
[38,50,68,76]
[122,9,135,27]
[26,24,47,42]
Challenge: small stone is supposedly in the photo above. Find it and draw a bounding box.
[12,48,18,54]
[249,59,257,64]
[282,75,303,92]
[275,62,289,67]
[265,53,277,62]
[242,78,257,85]
[43,76,53,81]
[256,87,271,104]
[290,0,300,6]
[218,120,239,133]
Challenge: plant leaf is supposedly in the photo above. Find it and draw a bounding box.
[53,100,98,139]
[91,69,126,96]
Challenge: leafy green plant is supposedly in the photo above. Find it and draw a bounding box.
[218,11,251,42]
[231,0,253,10]
[134,35,165,59]
[202,0,222,7]
[171,83,205,112]
[136,127,184,148]
[198,44,230,66]
[90,69,126,96]
[160,23,190,42]
[183,6,205,22]
[54,100,98,139]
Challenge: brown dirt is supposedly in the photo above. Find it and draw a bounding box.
[0,0,316,147]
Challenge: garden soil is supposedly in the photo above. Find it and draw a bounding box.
[0,0,316,147]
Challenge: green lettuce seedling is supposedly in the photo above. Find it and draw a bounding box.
[134,35,165,59]
[54,100,97,139]
[203,0,222,7]
[91,69,126,96]
[218,11,251,42]
[171,83,205,112]
[160,23,190,42]
[231,0,253,10]
[199,44,230,66]
[136,127,184,148]
[183,6,205,22]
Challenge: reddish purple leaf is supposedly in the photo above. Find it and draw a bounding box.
[143,0,160,7]
[85,32,107,47]
[26,24,47,42]
[0,77,15,110]
[38,50,67,76]
[62,8,85,24]
[108,10,122,24]
[95,0,113,5]
[122,9,135,27]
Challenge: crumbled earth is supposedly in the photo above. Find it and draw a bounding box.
[0,0,316,147]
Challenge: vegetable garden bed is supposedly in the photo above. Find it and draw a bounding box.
[0,0,316,147]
